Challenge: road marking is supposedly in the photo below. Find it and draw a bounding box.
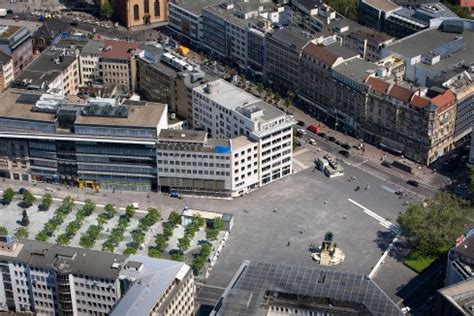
[380,185,396,193]
[355,159,368,167]
[293,159,308,170]
[369,235,399,279]
[293,148,309,157]
[348,199,401,234]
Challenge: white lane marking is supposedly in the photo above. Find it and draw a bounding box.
[293,159,308,169]
[293,148,309,157]
[380,185,396,193]
[369,236,399,279]
[348,198,401,234]
[355,159,369,167]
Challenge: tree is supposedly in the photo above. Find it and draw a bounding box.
[22,191,36,208]
[97,213,108,226]
[14,227,29,239]
[125,204,135,219]
[148,247,161,258]
[21,209,30,226]
[82,199,95,216]
[213,217,225,231]
[191,255,206,272]
[35,231,48,241]
[169,250,183,261]
[105,204,116,218]
[257,83,264,95]
[100,0,114,19]
[168,211,181,226]
[40,193,53,211]
[397,192,471,255]
[2,188,15,205]
[132,230,145,245]
[56,233,70,245]
[206,228,219,241]
[162,222,174,238]
[324,0,358,21]
[178,236,191,252]
[155,234,168,251]
[123,247,137,255]
[0,226,8,236]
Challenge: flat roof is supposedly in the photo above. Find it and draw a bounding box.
[81,40,106,55]
[214,261,403,315]
[102,40,139,59]
[75,102,166,128]
[172,0,224,15]
[362,0,399,12]
[438,278,474,315]
[158,129,208,143]
[231,135,256,150]
[267,27,312,50]
[0,91,56,123]
[111,255,189,316]
[0,239,127,279]
[0,24,23,39]
[334,58,382,83]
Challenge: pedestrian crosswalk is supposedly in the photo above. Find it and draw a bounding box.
[348,198,401,235]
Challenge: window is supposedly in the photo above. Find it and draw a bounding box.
[154,0,160,17]
[133,4,139,20]
[144,0,150,13]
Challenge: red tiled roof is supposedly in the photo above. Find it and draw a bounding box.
[410,95,430,109]
[366,77,390,94]
[102,40,140,59]
[302,42,339,66]
[388,84,413,102]
[432,89,456,112]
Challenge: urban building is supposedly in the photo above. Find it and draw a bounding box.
[299,41,359,118]
[79,40,105,86]
[434,278,474,316]
[343,27,394,62]
[136,44,213,122]
[470,130,474,165]
[110,0,168,29]
[157,129,259,197]
[168,0,224,46]
[446,232,474,285]
[358,0,458,37]
[0,237,195,315]
[211,260,403,315]
[13,46,79,96]
[454,0,474,13]
[0,91,167,191]
[31,19,73,53]
[100,40,140,93]
[0,25,33,78]
[193,79,294,186]
[0,50,13,91]
[264,26,312,92]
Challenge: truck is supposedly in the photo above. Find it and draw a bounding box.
[307,124,321,134]
[0,9,7,17]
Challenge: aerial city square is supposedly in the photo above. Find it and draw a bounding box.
[0,0,472,315]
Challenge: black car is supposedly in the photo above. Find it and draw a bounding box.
[339,150,350,158]
[335,140,341,146]
[7,9,13,14]
[318,132,326,138]
[341,143,351,150]
[70,21,79,26]
[18,188,28,195]
[295,140,302,147]
[407,180,419,187]
[381,160,392,168]
[297,120,305,127]
[328,136,336,142]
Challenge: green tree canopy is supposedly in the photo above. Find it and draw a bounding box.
[14,227,29,239]
[22,191,36,208]
[40,193,53,211]
[100,0,114,19]
[2,188,15,205]
[397,192,471,255]
[0,226,8,236]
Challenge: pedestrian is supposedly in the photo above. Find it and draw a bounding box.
[287,241,290,246]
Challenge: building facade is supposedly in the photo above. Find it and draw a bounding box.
[79,40,105,86]
[110,0,168,28]
[0,50,13,91]
[0,237,195,315]
[0,25,33,78]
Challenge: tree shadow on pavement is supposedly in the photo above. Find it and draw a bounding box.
[373,230,410,262]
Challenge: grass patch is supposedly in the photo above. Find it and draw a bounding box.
[403,249,441,273]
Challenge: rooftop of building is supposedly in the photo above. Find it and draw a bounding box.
[81,40,106,55]
[0,49,11,64]
[438,278,474,315]
[347,26,394,44]
[195,79,286,123]
[102,40,140,59]
[158,129,208,143]
[111,255,190,316]
[32,18,73,41]
[170,0,225,15]
[0,238,127,279]
[386,27,474,73]
[334,58,382,83]
[267,26,312,50]
[390,2,458,23]
[231,135,256,149]
[15,46,76,88]
[361,0,399,12]
[0,24,24,40]
[295,0,323,12]
[453,233,474,258]
[214,261,402,315]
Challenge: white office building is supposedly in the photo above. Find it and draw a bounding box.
[78,40,105,86]
[193,79,294,187]
[0,237,195,315]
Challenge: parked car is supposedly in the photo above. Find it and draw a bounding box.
[328,136,336,142]
[297,120,305,127]
[18,188,28,195]
[318,132,326,138]
[308,138,316,145]
[406,180,419,187]
[295,140,302,147]
[381,160,392,168]
[341,143,351,150]
[339,150,350,158]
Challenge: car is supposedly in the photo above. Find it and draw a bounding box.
[339,150,350,158]
[318,132,326,138]
[308,138,316,145]
[7,9,13,14]
[18,188,28,195]
[381,160,392,168]
[341,143,351,150]
[328,136,336,142]
[406,180,419,187]
[295,140,302,147]
[335,140,341,146]
[297,120,305,127]
[70,21,78,26]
